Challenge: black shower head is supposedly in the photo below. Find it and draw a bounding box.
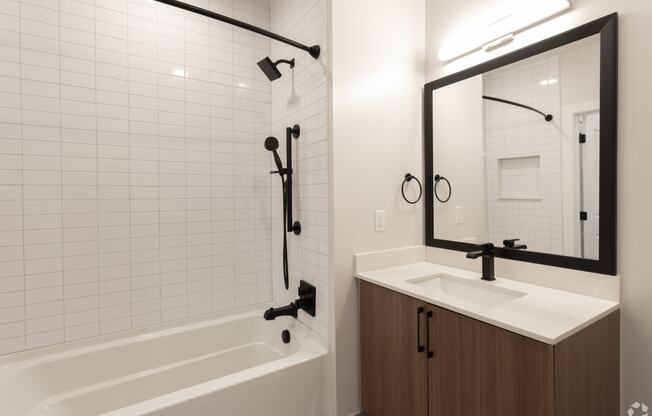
[257,57,295,81]
[264,136,279,151]
[265,136,284,173]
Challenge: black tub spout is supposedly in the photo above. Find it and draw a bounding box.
[263,303,298,320]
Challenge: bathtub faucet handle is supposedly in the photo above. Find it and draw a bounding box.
[295,280,316,317]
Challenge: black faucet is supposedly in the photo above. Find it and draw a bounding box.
[264,280,316,320]
[466,243,495,281]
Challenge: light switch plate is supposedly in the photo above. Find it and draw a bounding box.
[375,210,386,232]
[455,206,463,224]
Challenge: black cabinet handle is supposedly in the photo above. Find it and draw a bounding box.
[416,307,425,353]
[426,310,434,358]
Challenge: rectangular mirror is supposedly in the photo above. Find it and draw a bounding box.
[424,14,617,275]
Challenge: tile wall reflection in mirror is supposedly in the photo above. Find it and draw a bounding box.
[432,35,600,259]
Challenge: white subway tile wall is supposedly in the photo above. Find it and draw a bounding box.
[269,0,329,339]
[0,0,289,355]
[483,55,563,255]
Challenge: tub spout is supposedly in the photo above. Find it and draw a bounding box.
[264,303,298,320]
[263,280,317,321]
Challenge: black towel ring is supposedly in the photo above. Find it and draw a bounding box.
[401,173,422,204]
[434,174,451,203]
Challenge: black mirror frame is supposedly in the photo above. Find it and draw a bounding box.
[424,13,618,276]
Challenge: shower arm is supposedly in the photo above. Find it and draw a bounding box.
[482,95,553,122]
[274,59,295,68]
[153,0,321,59]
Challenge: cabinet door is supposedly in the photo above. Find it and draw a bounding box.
[360,281,428,416]
[429,305,555,416]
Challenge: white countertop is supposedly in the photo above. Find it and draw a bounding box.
[355,261,619,345]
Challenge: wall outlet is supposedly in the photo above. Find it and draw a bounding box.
[375,210,387,232]
[455,206,463,224]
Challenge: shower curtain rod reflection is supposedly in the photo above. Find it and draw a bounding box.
[153,0,321,59]
[483,95,553,122]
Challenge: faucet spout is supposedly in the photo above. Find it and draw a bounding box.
[466,243,496,281]
[263,303,298,320]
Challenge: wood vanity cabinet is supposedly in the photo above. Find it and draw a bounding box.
[359,280,619,416]
[359,280,429,416]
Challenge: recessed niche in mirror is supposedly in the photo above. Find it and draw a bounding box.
[425,14,617,275]
[432,34,600,259]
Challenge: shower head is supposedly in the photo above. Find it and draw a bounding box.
[265,136,284,173]
[257,57,295,81]
[264,136,279,151]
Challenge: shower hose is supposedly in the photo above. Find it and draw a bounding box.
[281,176,289,290]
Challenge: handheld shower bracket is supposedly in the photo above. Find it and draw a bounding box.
[289,124,300,139]
[285,124,301,235]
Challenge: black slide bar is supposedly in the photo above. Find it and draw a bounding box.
[154,0,320,59]
[482,95,553,122]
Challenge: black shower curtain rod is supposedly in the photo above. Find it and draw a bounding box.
[482,95,553,122]
[153,0,321,59]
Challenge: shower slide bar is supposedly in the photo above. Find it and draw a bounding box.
[153,0,321,59]
[482,95,553,122]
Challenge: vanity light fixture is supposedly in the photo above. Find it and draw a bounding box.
[438,0,571,62]
[481,34,515,53]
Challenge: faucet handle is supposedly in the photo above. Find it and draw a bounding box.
[478,242,495,252]
[466,243,494,259]
[503,239,527,249]
[297,280,316,317]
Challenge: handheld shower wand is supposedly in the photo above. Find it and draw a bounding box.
[265,136,290,290]
[264,126,301,291]
[265,137,284,175]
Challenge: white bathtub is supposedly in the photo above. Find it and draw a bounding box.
[0,310,328,416]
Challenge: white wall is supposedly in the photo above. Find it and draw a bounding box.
[432,75,487,243]
[426,0,652,408]
[0,0,276,355]
[330,0,425,413]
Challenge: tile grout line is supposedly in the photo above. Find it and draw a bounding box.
[156,0,163,330]
[19,0,27,353]
[208,0,214,314]
[184,4,189,322]
[230,0,236,311]
[127,0,134,331]
[58,0,65,346]
[94,0,100,338]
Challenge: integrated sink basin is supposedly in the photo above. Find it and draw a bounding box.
[407,274,527,307]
